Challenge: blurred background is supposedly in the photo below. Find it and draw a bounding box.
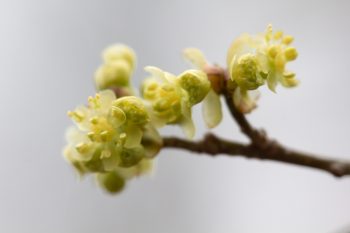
[1,0,350,232]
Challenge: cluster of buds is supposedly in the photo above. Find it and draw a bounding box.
[64,24,298,194]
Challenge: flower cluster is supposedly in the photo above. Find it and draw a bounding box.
[64,25,299,194]
[227,24,298,112]
[64,90,161,193]
[64,44,213,194]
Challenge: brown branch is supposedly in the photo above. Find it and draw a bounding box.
[162,133,350,177]
[223,89,262,142]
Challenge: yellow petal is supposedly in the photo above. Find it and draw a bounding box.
[124,124,143,148]
[183,48,207,69]
[180,103,195,138]
[202,89,222,128]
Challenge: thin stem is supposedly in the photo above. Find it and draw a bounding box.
[223,88,261,142]
[162,133,350,177]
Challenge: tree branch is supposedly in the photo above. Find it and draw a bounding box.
[162,133,350,177]
[223,89,262,142]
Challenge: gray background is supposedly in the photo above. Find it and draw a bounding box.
[1,0,350,232]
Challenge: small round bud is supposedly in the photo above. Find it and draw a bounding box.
[95,60,132,90]
[103,44,136,69]
[97,172,125,194]
[232,54,265,90]
[118,146,144,168]
[284,47,298,61]
[178,70,210,105]
[113,96,149,125]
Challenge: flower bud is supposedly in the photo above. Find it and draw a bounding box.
[96,172,125,194]
[103,44,136,69]
[95,60,132,90]
[112,96,149,126]
[178,70,210,105]
[231,54,265,90]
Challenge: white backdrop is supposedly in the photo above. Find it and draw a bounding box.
[1,0,350,232]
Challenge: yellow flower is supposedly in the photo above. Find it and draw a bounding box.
[226,24,298,113]
[259,24,298,91]
[141,66,209,138]
[64,90,160,193]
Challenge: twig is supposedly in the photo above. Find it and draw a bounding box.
[162,133,350,177]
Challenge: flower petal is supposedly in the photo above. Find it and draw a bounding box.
[233,87,259,113]
[180,103,195,138]
[124,124,143,148]
[144,66,167,83]
[202,89,222,128]
[183,48,207,69]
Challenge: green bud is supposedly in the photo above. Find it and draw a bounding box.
[103,44,136,69]
[95,60,132,90]
[119,146,144,168]
[231,54,265,90]
[178,70,210,105]
[97,172,125,194]
[113,96,149,126]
